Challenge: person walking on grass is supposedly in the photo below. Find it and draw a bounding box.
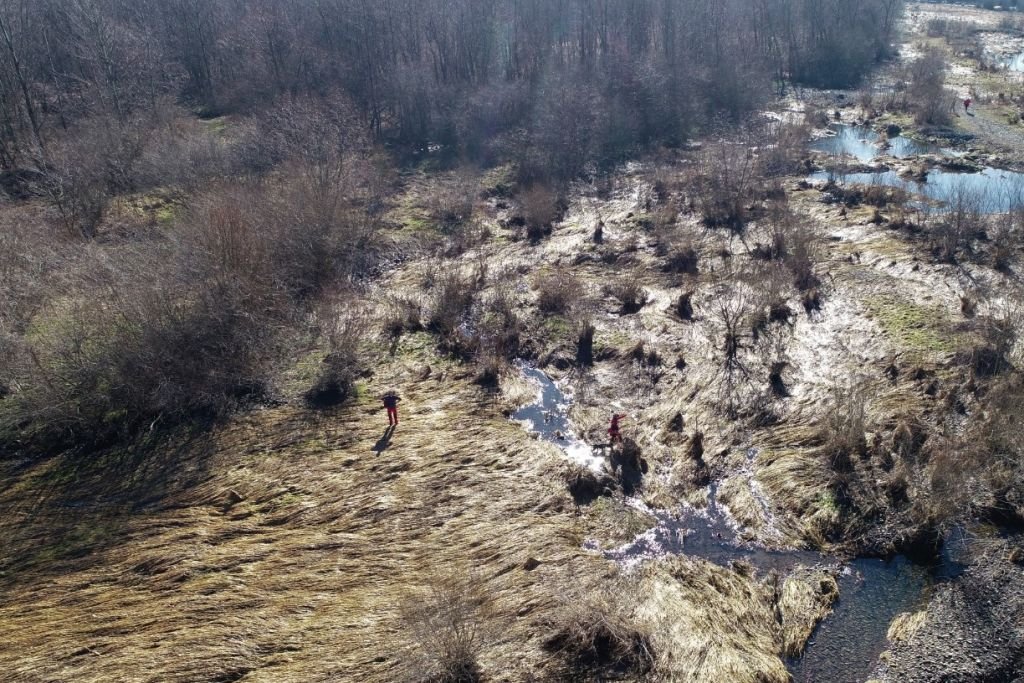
[383,390,401,426]
[964,97,972,113]
[608,413,626,446]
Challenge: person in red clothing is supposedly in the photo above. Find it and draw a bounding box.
[964,97,972,112]
[383,391,401,426]
[608,413,626,445]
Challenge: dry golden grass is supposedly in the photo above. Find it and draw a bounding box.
[0,364,613,682]
[5,109,1014,683]
[754,444,834,546]
[886,609,928,643]
[779,569,839,657]
[637,558,789,683]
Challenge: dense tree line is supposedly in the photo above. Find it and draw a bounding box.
[0,0,901,177]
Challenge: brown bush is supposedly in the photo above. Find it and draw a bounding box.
[518,184,563,242]
[401,573,492,683]
[907,49,956,126]
[664,244,700,274]
[563,463,616,504]
[476,286,523,363]
[786,222,821,291]
[576,320,596,366]
[544,586,654,680]
[429,270,478,338]
[822,379,869,468]
[307,308,365,408]
[2,174,382,448]
[3,266,278,447]
[427,171,478,232]
[610,276,648,314]
[690,139,759,233]
[383,296,424,338]
[675,291,695,321]
[535,271,583,314]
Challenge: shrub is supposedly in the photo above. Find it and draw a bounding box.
[401,574,491,683]
[690,140,758,233]
[429,271,477,338]
[907,50,956,125]
[428,170,478,232]
[544,586,654,680]
[931,182,985,263]
[563,462,616,504]
[576,320,596,366]
[3,270,277,447]
[518,184,563,242]
[664,244,700,274]
[476,287,523,362]
[822,379,869,469]
[383,296,424,338]
[675,291,695,321]
[535,271,583,314]
[307,309,365,408]
[2,176,383,447]
[786,222,821,291]
[610,277,648,314]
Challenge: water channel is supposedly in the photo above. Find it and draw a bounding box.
[512,365,967,683]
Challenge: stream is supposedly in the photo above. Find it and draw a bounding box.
[512,365,967,683]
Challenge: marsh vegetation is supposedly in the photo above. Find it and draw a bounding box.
[4,1,1024,682]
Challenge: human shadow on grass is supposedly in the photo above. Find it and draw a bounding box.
[372,425,395,454]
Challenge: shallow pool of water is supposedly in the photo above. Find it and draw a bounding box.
[999,52,1024,72]
[602,482,827,573]
[789,556,931,683]
[811,166,1024,213]
[599,480,962,682]
[810,125,943,162]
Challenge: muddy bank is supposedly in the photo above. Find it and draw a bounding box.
[875,547,1024,682]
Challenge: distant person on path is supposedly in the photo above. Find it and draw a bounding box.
[964,97,972,113]
[383,391,401,426]
[608,413,626,446]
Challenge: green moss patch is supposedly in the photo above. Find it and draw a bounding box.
[864,293,964,354]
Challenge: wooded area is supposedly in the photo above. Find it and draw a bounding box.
[1,0,901,173]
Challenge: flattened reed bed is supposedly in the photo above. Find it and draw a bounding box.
[0,370,610,682]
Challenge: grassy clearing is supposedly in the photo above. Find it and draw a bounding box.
[864,293,964,354]
[112,191,183,226]
[0,367,616,682]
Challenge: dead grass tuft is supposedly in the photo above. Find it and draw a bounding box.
[886,610,927,643]
[779,570,839,657]
[535,271,583,315]
[400,572,491,683]
[637,558,790,683]
[609,276,649,315]
[544,583,655,681]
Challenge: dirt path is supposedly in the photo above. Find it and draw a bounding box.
[957,104,1024,160]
